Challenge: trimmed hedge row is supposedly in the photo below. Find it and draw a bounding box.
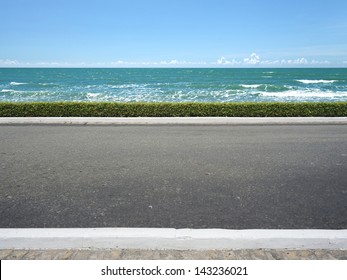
[0,102,347,117]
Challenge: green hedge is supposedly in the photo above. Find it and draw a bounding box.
[0,102,346,117]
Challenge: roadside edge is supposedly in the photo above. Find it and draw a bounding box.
[1,117,347,125]
[1,228,347,250]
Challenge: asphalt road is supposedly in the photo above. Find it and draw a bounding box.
[0,124,346,229]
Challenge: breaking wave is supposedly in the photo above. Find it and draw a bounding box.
[260,89,347,98]
[240,84,261,89]
[296,80,337,84]
[10,82,28,85]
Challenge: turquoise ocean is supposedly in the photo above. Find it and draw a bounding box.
[1,68,347,102]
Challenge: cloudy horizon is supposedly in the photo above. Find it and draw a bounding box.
[2,0,347,68]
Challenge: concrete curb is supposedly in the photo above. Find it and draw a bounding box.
[1,228,347,250]
[1,117,347,125]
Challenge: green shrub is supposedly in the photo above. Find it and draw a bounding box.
[0,102,346,117]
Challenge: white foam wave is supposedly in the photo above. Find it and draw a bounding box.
[296,79,337,84]
[86,93,100,98]
[260,90,347,98]
[1,89,13,93]
[39,83,56,86]
[110,83,146,89]
[241,84,261,89]
[10,82,27,85]
[110,85,128,89]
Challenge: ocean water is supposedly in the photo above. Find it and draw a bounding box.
[0,68,347,102]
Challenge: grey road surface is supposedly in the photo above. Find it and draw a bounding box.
[0,125,346,229]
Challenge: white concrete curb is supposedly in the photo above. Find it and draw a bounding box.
[1,117,347,125]
[1,228,346,250]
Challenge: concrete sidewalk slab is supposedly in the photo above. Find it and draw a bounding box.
[1,117,347,125]
[1,249,346,260]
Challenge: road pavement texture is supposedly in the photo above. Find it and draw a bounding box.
[0,124,346,229]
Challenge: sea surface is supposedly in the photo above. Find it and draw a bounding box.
[1,68,347,102]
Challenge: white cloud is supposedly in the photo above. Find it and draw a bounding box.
[217,57,241,65]
[216,54,333,67]
[0,58,209,67]
[0,59,19,65]
[216,53,264,66]
[287,58,308,65]
[310,59,330,65]
[159,60,180,65]
[107,59,208,67]
[37,62,61,66]
[258,58,330,66]
[244,53,260,64]
[217,56,227,64]
[260,60,280,65]
[169,59,179,65]
[0,57,339,68]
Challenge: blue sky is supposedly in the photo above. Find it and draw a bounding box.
[1,0,347,67]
